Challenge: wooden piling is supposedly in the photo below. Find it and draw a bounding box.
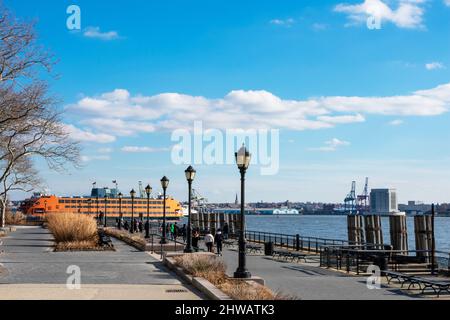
[364,215,383,247]
[414,215,433,258]
[347,215,365,245]
[389,214,408,253]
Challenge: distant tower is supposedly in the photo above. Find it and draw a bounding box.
[235,193,239,205]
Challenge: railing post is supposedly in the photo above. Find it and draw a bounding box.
[356,253,360,275]
[346,253,350,273]
[296,234,300,251]
[326,248,330,268]
[308,238,311,252]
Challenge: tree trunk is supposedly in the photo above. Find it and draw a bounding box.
[0,198,5,228]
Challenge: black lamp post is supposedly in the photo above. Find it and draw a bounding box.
[184,166,196,253]
[118,192,123,230]
[431,203,436,275]
[160,176,169,244]
[96,194,99,224]
[104,194,108,227]
[130,189,136,233]
[87,199,91,216]
[145,184,152,238]
[233,144,252,279]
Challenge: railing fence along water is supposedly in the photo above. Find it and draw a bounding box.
[319,244,450,275]
[244,230,348,253]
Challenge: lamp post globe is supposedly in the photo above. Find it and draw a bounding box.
[233,144,252,279]
[160,176,169,244]
[184,166,196,253]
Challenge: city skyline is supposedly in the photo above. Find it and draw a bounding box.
[5,0,450,203]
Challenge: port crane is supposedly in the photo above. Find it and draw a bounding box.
[344,181,357,214]
[357,177,369,214]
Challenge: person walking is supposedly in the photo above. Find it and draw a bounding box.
[181,224,187,243]
[204,230,214,253]
[138,219,143,233]
[124,220,129,231]
[223,222,229,240]
[215,229,223,256]
[192,229,200,252]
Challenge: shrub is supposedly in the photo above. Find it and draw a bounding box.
[46,212,98,245]
[173,253,295,300]
[174,254,227,285]
[103,227,146,248]
[5,210,26,225]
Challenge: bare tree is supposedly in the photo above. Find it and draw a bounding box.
[0,5,80,227]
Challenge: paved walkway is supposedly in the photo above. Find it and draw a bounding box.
[0,226,202,300]
[218,245,416,300]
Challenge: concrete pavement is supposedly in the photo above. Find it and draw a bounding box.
[219,244,415,300]
[0,226,203,300]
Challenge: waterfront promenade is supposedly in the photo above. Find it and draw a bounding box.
[219,245,414,300]
[0,226,202,300]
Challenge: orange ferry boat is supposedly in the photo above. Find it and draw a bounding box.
[20,187,183,220]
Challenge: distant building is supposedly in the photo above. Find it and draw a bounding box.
[90,187,119,198]
[370,188,401,215]
[398,201,431,215]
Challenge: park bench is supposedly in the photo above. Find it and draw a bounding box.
[385,271,450,297]
[384,271,415,287]
[246,244,263,254]
[273,249,307,263]
[223,240,237,248]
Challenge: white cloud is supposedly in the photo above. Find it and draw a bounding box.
[63,124,116,143]
[81,155,111,162]
[97,147,113,153]
[317,114,365,124]
[425,62,445,70]
[81,118,155,136]
[270,18,295,27]
[66,82,450,143]
[445,0,450,7]
[389,119,404,126]
[334,0,426,29]
[83,26,120,40]
[121,146,170,153]
[309,138,351,152]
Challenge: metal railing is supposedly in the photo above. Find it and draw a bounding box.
[320,244,450,275]
[243,230,348,253]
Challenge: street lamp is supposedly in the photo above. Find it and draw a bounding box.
[87,199,91,216]
[130,189,136,233]
[184,166,196,253]
[160,176,169,244]
[96,194,99,224]
[118,192,123,230]
[104,194,108,227]
[234,144,252,279]
[145,184,152,238]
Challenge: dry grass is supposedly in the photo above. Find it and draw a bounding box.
[173,253,295,300]
[46,212,98,249]
[5,210,26,225]
[103,228,146,246]
[174,254,228,285]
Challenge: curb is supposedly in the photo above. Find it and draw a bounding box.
[163,254,232,301]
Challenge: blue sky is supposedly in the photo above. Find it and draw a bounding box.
[5,0,450,203]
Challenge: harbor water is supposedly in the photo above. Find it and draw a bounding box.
[245,215,450,253]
